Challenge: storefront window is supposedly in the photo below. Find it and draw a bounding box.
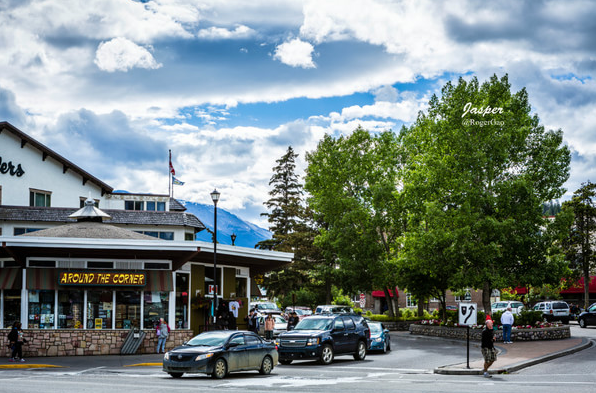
[58,290,83,329]
[204,267,222,297]
[87,291,113,329]
[115,291,140,329]
[175,273,189,329]
[28,290,55,329]
[235,277,247,298]
[143,291,169,329]
[3,290,21,328]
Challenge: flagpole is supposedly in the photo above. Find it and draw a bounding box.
[169,150,172,198]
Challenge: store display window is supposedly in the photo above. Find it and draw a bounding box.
[115,291,140,329]
[175,273,189,329]
[87,291,113,329]
[2,290,21,328]
[143,291,169,329]
[28,290,55,329]
[58,290,84,329]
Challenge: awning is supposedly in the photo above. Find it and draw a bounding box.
[0,268,22,289]
[146,270,173,292]
[26,268,57,290]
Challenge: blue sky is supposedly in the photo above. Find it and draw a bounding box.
[1,0,595,228]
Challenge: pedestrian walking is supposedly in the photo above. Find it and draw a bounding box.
[287,312,299,331]
[264,314,275,340]
[7,321,27,362]
[245,309,260,334]
[500,307,514,343]
[156,318,170,354]
[481,319,497,378]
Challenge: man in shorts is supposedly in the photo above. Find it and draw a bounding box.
[481,319,497,378]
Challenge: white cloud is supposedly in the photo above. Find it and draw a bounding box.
[198,25,255,40]
[273,38,316,69]
[94,38,162,72]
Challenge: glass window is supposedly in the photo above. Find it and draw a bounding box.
[204,267,222,297]
[87,291,113,329]
[146,201,156,211]
[175,273,189,329]
[125,201,144,210]
[30,190,51,207]
[406,293,417,308]
[28,290,55,329]
[333,318,345,330]
[3,290,21,328]
[159,232,174,241]
[235,277,247,298]
[58,290,83,329]
[343,317,356,330]
[157,202,166,211]
[115,291,140,329]
[143,291,169,330]
[144,232,159,239]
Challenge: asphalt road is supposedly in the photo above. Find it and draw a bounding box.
[1,327,594,393]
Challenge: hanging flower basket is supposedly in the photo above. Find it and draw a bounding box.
[191,294,212,310]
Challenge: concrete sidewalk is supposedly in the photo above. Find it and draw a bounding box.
[435,336,593,375]
[0,352,166,370]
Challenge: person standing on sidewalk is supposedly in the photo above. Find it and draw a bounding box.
[7,321,27,362]
[500,307,514,344]
[264,314,275,340]
[481,319,497,378]
[156,318,170,354]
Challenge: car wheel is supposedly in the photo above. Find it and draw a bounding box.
[382,341,387,353]
[279,359,293,365]
[259,356,273,375]
[212,358,228,379]
[353,340,367,361]
[319,344,334,365]
[168,372,183,378]
[387,340,391,352]
[579,318,587,328]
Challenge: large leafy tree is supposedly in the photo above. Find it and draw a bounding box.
[305,128,404,317]
[399,75,571,313]
[561,181,596,309]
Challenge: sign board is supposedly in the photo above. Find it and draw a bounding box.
[59,271,146,287]
[95,318,103,329]
[458,303,477,326]
[359,293,366,308]
[208,285,219,295]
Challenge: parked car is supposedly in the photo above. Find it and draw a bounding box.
[257,314,288,337]
[368,322,391,353]
[578,303,596,328]
[250,302,281,314]
[276,314,370,365]
[446,305,458,311]
[314,305,354,314]
[491,301,525,315]
[162,330,278,379]
[533,301,570,323]
[284,307,313,320]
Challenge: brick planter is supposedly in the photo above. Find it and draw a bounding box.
[409,324,571,341]
[1,329,195,357]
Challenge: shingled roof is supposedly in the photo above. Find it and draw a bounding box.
[19,221,159,240]
[0,205,205,231]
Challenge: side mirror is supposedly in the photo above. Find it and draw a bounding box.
[384,329,389,334]
[227,342,240,348]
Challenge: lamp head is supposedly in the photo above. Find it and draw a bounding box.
[210,189,221,205]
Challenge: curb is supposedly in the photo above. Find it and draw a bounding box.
[123,363,162,367]
[0,364,64,369]
[434,337,594,375]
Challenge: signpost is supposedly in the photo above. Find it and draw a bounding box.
[458,303,478,369]
[359,294,366,308]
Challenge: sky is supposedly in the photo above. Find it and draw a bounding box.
[1,0,595,228]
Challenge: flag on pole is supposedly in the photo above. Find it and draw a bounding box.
[169,150,175,175]
[172,176,185,186]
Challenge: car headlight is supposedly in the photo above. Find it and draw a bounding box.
[164,352,170,360]
[374,337,382,342]
[306,337,320,346]
[195,353,214,361]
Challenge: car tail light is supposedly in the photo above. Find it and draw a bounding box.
[550,310,553,314]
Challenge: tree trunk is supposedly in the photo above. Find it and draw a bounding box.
[417,299,424,317]
[384,288,395,318]
[391,291,400,318]
[440,290,447,321]
[583,266,590,310]
[482,281,492,316]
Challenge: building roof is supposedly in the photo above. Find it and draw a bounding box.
[0,122,114,195]
[0,205,206,231]
[20,221,158,240]
[169,198,187,211]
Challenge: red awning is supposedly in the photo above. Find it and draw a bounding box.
[561,276,596,294]
[0,268,22,289]
[26,268,57,290]
[372,289,399,298]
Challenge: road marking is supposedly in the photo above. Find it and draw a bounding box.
[123,363,162,367]
[0,364,63,369]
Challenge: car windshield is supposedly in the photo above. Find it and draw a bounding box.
[275,316,287,323]
[294,318,333,331]
[255,303,278,310]
[294,310,307,315]
[368,323,382,333]
[186,332,230,347]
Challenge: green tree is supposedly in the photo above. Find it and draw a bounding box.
[561,181,596,309]
[399,74,571,313]
[305,127,404,317]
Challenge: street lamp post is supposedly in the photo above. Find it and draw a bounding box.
[210,189,220,328]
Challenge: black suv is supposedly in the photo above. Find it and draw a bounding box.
[275,314,370,365]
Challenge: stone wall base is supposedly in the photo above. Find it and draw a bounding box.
[1,329,195,357]
[409,324,571,341]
